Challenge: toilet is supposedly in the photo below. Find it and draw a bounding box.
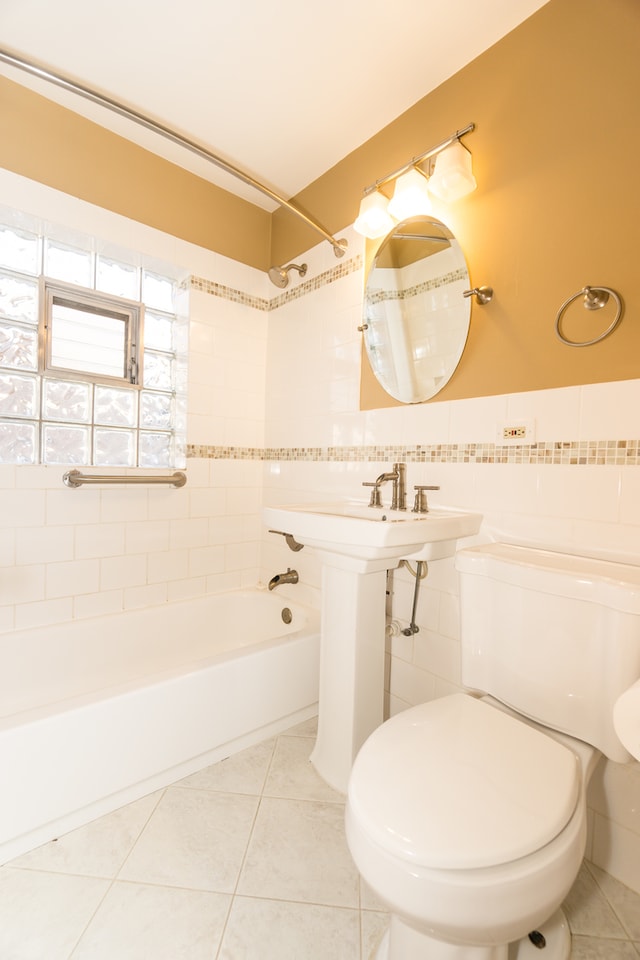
[345,543,640,960]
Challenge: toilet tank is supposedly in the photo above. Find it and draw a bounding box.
[455,543,640,761]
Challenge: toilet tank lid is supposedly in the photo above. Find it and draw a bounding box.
[348,694,580,870]
[455,543,640,615]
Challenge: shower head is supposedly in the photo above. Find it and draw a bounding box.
[268,262,308,288]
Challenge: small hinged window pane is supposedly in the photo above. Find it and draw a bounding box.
[44,281,142,388]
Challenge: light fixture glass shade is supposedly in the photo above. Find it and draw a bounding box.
[354,191,396,239]
[388,167,432,220]
[428,141,477,202]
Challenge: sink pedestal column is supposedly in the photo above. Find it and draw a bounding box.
[309,552,390,794]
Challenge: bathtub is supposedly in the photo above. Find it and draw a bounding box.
[0,588,320,865]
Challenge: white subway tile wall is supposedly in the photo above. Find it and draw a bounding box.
[1,168,640,897]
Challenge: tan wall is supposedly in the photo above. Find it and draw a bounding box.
[0,76,272,271]
[273,0,640,405]
[1,0,638,403]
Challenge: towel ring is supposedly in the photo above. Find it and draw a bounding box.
[555,285,623,347]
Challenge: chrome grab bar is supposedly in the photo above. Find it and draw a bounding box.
[63,469,187,488]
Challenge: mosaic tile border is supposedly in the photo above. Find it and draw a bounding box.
[187,440,640,466]
[190,253,363,312]
[367,267,468,303]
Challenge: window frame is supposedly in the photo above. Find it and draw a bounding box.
[41,278,145,388]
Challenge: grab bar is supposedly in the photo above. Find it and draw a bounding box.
[63,469,187,488]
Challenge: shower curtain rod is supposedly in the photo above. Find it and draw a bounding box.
[0,49,347,259]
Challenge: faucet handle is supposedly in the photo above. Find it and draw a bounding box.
[362,481,383,507]
[412,484,440,514]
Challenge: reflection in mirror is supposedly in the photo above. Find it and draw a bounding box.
[363,215,471,403]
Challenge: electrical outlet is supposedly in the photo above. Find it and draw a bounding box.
[496,419,536,445]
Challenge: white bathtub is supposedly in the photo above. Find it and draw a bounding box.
[0,588,320,865]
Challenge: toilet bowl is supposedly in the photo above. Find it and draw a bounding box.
[345,543,640,959]
[346,694,597,959]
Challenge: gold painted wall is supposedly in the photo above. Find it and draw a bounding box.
[0,0,638,405]
[272,0,640,405]
[0,76,272,271]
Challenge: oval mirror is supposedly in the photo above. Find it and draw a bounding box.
[362,215,471,403]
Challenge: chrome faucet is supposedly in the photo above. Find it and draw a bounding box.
[362,462,407,510]
[268,568,299,590]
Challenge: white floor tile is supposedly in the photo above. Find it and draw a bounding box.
[238,797,360,908]
[9,793,161,879]
[263,735,345,802]
[218,896,360,960]
[178,738,276,795]
[564,864,628,939]
[71,881,230,960]
[588,863,640,940]
[570,936,639,959]
[361,910,389,960]
[118,786,257,892]
[0,868,109,960]
[1,723,638,959]
[281,715,318,738]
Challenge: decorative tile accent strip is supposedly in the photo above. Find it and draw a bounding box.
[187,440,640,465]
[367,267,468,303]
[267,255,363,311]
[189,277,270,311]
[190,254,363,311]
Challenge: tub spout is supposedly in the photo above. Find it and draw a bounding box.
[268,568,299,590]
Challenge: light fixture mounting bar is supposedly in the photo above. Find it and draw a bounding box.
[363,122,475,196]
[0,48,347,258]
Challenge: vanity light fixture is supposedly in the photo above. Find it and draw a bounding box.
[387,168,432,221]
[354,123,476,239]
[353,191,397,239]
[427,139,477,202]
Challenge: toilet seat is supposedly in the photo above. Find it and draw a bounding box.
[348,694,580,870]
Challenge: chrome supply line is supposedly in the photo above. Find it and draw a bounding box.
[63,469,187,488]
[402,559,427,636]
[0,49,348,259]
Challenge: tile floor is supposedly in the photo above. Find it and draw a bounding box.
[1,716,640,959]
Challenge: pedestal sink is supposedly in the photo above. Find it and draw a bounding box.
[263,500,482,793]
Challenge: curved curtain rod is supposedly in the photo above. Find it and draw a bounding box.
[0,49,347,259]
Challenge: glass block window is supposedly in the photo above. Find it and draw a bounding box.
[0,212,188,468]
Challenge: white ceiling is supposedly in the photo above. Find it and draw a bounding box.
[0,0,549,211]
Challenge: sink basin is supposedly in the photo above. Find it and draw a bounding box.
[264,501,482,561]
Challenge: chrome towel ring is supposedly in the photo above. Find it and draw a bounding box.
[555,285,623,347]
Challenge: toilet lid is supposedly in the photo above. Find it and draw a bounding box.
[348,694,580,870]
